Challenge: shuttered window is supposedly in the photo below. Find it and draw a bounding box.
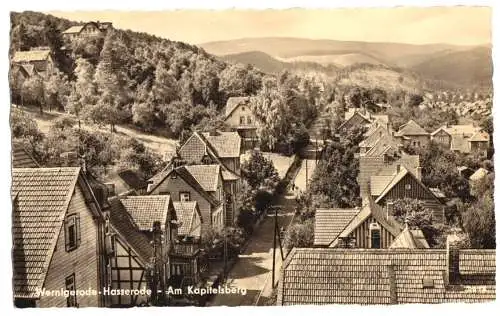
[65,274,78,307]
[65,214,81,252]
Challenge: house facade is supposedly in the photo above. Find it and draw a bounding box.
[394,120,430,148]
[62,22,113,41]
[11,49,55,78]
[12,167,107,308]
[223,96,260,150]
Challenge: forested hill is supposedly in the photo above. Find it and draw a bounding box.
[9,11,326,153]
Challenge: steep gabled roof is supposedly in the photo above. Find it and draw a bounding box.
[120,195,174,231]
[332,200,402,247]
[364,134,401,157]
[360,125,390,148]
[173,201,202,238]
[339,111,371,130]
[147,166,220,207]
[224,96,255,119]
[314,208,361,246]
[431,125,481,137]
[374,166,440,204]
[202,131,241,158]
[184,164,220,192]
[12,167,81,299]
[11,141,40,168]
[12,50,51,63]
[395,120,429,136]
[108,197,153,266]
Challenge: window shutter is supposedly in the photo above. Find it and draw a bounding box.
[75,214,81,247]
[64,217,70,252]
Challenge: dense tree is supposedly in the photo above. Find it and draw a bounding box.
[309,126,365,208]
[241,150,280,191]
[284,219,314,249]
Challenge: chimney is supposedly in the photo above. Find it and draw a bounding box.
[416,167,422,181]
[446,235,461,285]
[396,164,401,173]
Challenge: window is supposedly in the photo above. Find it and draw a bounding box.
[405,184,412,190]
[240,116,245,124]
[180,192,190,202]
[241,106,246,111]
[65,274,77,307]
[370,223,381,249]
[64,214,80,252]
[247,116,252,124]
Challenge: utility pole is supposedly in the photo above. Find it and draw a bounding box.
[305,158,308,190]
[271,206,284,289]
[223,195,228,283]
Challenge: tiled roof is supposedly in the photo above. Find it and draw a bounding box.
[108,197,153,265]
[364,134,401,157]
[278,248,496,305]
[389,227,429,249]
[221,170,239,181]
[469,168,489,181]
[120,195,172,231]
[202,131,241,158]
[372,115,389,126]
[469,131,489,142]
[11,141,39,168]
[117,169,148,190]
[360,125,390,148]
[12,167,81,299]
[395,120,429,136]
[184,164,220,192]
[314,208,360,246]
[12,50,51,63]
[147,162,173,188]
[370,175,394,196]
[173,201,201,237]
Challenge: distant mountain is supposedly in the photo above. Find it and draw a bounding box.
[410,47,493,88]
[201,37,492,89]
[219,50,338,75]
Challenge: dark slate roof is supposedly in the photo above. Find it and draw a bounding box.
[11,141,39,168]
[184,164,220,192]
[120,195,172,231]
[202,131,241,158]
[12,50,51,63]
[173,201,201,237]
[12,167,81,299]
[108,197,153,266]
[278,248,496,305]
[395,120,429,136]
[314,208,361,246]
[117,169,148,190]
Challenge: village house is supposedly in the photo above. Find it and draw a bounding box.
[277,246,495,305]
[149,131,241,226]
[223,96,260,151]
[12,167,107,307]
[393,119,430,148]
[105,197,154,307]
[314,198,429,249]
[11,48,55,78]
[62,21,113,41]
[147,164,225,236]
[431,124,490,156]
[115,195,203,293]
[339,108,390,134]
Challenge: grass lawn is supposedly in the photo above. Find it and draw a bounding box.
[11,105,178,158]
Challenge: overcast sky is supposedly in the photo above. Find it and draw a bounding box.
[49,7,491,46]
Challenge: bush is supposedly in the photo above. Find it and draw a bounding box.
[284,219,314,249]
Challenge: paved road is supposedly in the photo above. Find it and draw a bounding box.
[207,192,296,306]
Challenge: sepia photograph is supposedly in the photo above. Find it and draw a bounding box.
[8,4,495,308]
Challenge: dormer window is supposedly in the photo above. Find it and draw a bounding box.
[405,184,411,190]
[422,278,435,289]
[369,222,381,249]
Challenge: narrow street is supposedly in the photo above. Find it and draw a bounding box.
[207,159,313,306]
